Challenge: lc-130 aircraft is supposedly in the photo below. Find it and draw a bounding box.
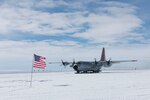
[49,48,137,73]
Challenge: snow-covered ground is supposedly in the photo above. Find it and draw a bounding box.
[0,70,150,100]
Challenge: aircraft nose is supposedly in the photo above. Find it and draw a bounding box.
[73,65,78,71]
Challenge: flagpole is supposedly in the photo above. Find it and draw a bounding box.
[30,56,34,87]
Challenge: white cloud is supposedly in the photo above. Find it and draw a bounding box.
[0,0,144,44]
[0,4,88,35]
[3,0,69,9]
[45,40,79,46]
[73,4,143,43]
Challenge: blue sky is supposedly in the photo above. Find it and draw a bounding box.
[0,0,150,72]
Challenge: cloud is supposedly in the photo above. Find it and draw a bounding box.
[73,3,143,43]
[0,7,78,35]
[2,0,69,9]
[0,0,145,44]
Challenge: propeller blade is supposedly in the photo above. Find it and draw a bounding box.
[94,58,97,65]
[61,59,65,66]
[109,58,111,61]
[73,59,75,64]
[107,58,112,65]
[61,59,70,68]
[70,59,75,67]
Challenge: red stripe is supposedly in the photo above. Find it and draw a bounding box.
[33,63,46,65]
[33,61,46,69]
[33,54,46,69]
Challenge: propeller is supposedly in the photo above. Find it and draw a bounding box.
[61,59,69,67]
[94,58,98,65]
[107,58,111,65]
[70,59,76,67]
[109,58,111,61]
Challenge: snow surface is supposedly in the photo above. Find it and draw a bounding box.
[0,70,150,100]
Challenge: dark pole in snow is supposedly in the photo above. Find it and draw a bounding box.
[30,56,34,87]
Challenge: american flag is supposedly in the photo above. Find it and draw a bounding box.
[33,54,46,69]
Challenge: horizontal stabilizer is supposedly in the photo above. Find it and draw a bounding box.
[111,60,137,63]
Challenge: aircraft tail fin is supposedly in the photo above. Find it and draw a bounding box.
[100,47,106,61]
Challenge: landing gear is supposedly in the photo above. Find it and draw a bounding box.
[76,70,80,74]
[73,65,78,71]
[83,71,87,73]
[93,70,100,73]
[76,70,101,74]
[73,65,80,74]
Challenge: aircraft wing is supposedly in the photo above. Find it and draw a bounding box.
[49,61,72,66]
[111,60,137,63]
[49,62,72,64]
[49,62,61,64]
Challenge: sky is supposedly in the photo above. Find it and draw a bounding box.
[0,0,150,72]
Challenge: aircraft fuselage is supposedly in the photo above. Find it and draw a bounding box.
[73,61,111,73]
